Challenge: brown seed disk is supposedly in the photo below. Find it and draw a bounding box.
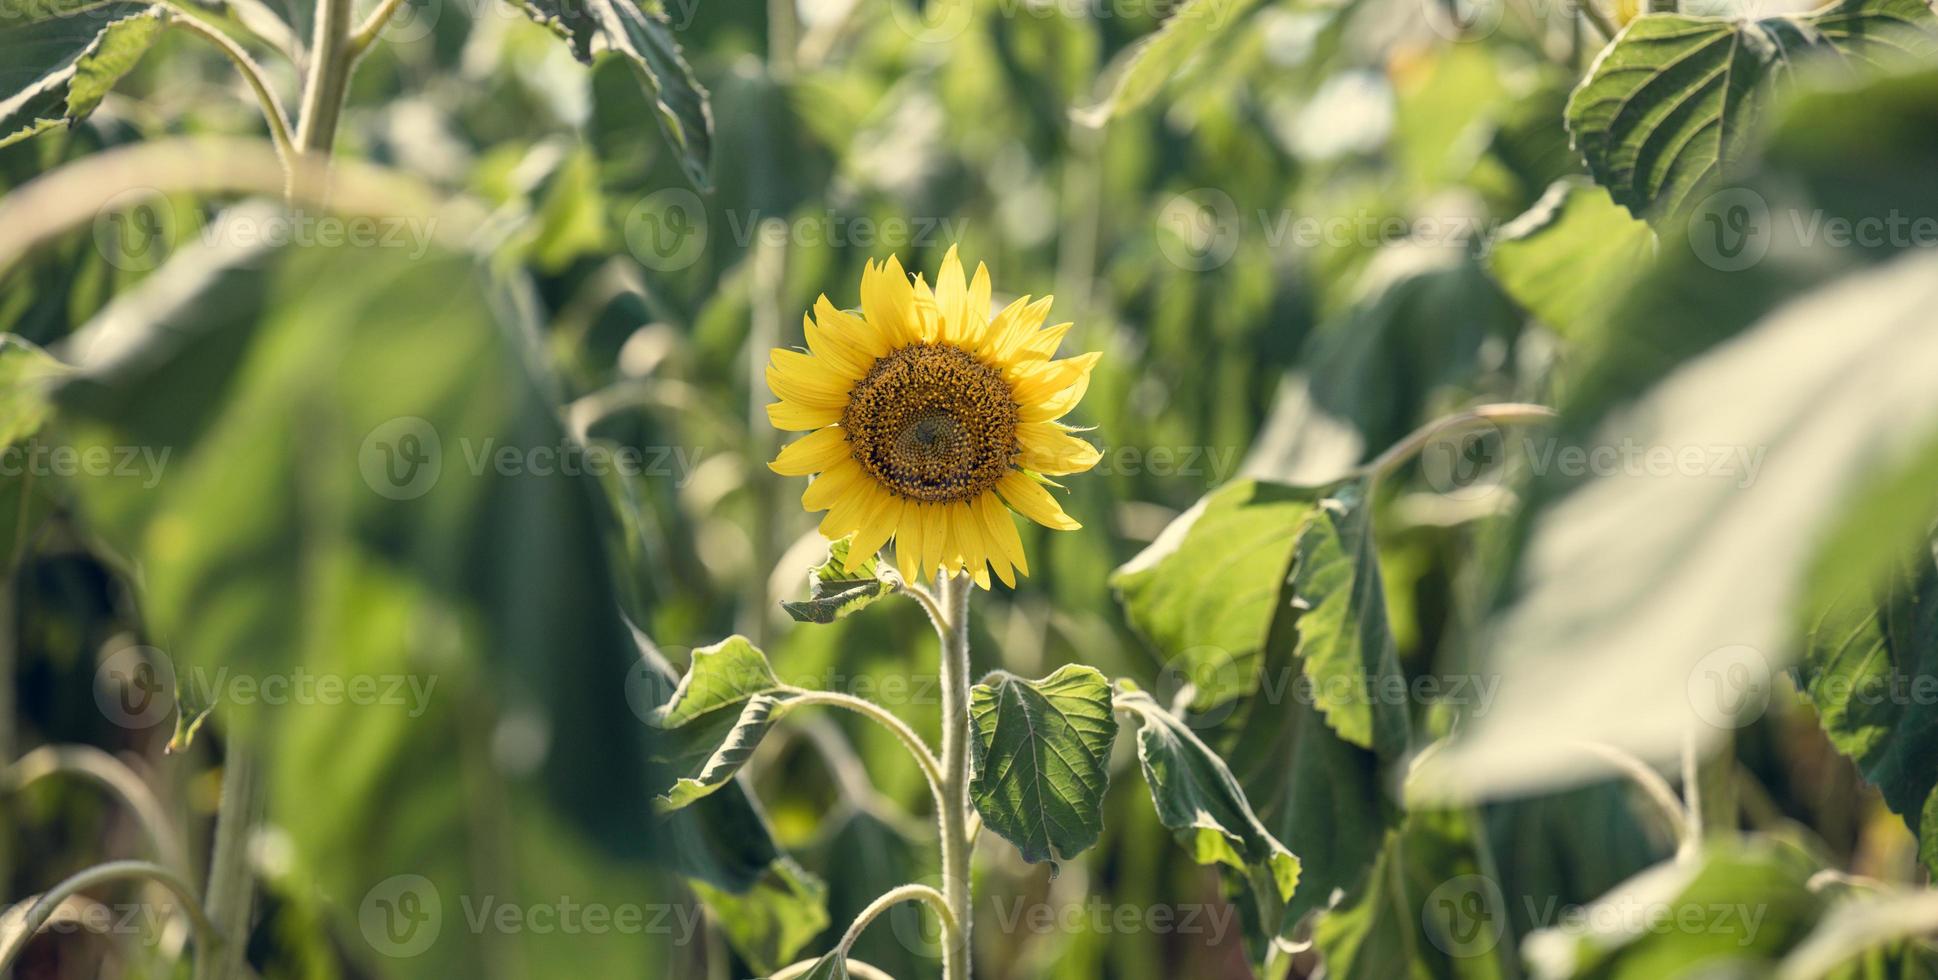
[842,343,1019,503]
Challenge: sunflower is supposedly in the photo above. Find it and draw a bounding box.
[766,247,1101,589]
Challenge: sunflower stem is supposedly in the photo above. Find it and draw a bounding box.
[934,572,974,980]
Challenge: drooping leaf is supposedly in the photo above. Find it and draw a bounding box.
[781,536,893,624]
[1073,0,1264,125]
[1565,0,1938,221]
[1423,249,1938,799]
[1487,178,1657,341]
[503,0,713,189]
[967,665,1117,868]
[650,635,802,810]
[1114,684,1300,964]
[0,0,164,149]
[1799,538,1938,878]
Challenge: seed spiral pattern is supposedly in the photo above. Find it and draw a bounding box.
[842,343,1019,503]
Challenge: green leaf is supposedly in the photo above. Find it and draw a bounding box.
[503,0,712,189]
[1487,177,1657,341]
[1073,0,1263,125]
[968,665,1117,868]
[1114,684,1300,957]
[687,858,831,977]
[0,336,64,570]
[1284,480,1409,757]
[650,635,801,810]
[1523,836,1827,977]
[1424,249,1938,799]
[1111,479,1324,709]
[1313,809,1512,980]
[781,536,893,624]
[1565,0,1938,221]
[46,216,714,976]
[0,0,164,149]
[1799,538,1938,878]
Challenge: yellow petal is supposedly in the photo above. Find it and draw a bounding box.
[975,295,1032,362]
[983,295,1054,365]
[951,501,993,589]
[768,399,842,431]
[846,493,903,572]
[1018,367,1092,423]
[976,493,1023,577]
[1011,351,1101,405]
[802,458,864,512]
[804,314,870,380]
[862,256,920,348]
[766,350,852,409]
[921,502,949,583]
[816,296,890,359]
[820,480,882,539]
[1017,421,1102,476]
[998,470,1080,531]
[896,516,924,583]
[770,426,851,476]
[1016,321,1073,362]
[934,246,968,346]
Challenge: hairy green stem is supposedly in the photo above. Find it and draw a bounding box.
[839,884,957,959]
[293,0,354,158]
[0,860,219,972]
[785,688,946,810]
[194,743,261,980]
[935,572,973,980]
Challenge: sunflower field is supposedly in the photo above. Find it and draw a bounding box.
[4,0,1938,974]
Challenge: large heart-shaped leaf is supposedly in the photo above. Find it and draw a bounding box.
[1566,0,1938,221]
[0,0,164,149]
[651,635,802,810]
[504,0,712,189]
[967,664,1118,868]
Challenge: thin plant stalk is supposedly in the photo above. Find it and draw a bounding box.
[194,743,261,980]
[0,861,219,972]
[934,572,974,980]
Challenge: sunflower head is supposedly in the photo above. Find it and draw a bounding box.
[767,246,1101,589]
